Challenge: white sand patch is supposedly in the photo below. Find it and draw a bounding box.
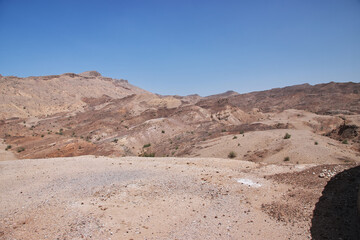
[236,178,262,188]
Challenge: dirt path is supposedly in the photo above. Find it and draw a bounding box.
[0,156,358,239]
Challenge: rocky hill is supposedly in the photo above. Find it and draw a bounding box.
[0,72,359,162]
[0,71,151,119]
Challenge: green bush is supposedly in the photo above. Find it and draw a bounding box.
[5,145,11,151]
[233,136,237,139]
[342,139,348,144]
[284,133,291,139]
[228,151,237,159]
[284,156,290,162]
[314,141,318,145]
[140,152,155,157]
[143,143,151,148]
[17,147,25,153]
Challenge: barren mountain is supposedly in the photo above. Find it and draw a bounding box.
[0,72,359,239]
[0,71,152,119]
[1,72,359,161]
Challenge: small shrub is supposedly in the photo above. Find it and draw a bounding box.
[284,156,290,162]
[17,147,25,153]
[342,139,348,144]
[175,146,179,150]
[314,141,318,145]
[41,135,44,138]
[143,143,151,148]
[221,129,226,132]
[112,138,118,143]
[161,130,165,134]
[228,151,237,159]
[141,152,155,157]
[240,130,244,134]
[233,136,237,139]
[5,145,11,151]
[284,133,291,139]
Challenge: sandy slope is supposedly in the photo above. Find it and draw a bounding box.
[0,142,17,161]
[1,156,358,240]
[190,128,359,164]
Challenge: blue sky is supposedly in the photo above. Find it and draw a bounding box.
[0,0,359,96]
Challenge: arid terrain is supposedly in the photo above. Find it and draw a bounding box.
[0,72,359,239]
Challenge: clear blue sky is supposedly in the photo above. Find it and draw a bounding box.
[0,0,359,96]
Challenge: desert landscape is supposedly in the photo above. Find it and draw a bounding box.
[0,72,359,239]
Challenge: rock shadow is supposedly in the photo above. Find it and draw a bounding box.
[311,165,360,240]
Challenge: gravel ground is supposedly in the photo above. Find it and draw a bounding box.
[0,156,358,239]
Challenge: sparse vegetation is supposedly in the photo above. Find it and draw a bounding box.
[284,133,291,139]
[112,138,118,143]
[5,145,11,151]
[228,151,236,159]
[342,139,348,144]
[41,134,44,138]
[143,143,151,148]
[233,136,237,139]
[240,130,244,134]
[56,128,64,135]
[284,156,290,162]
[140,152,155,157]
[17,147,25,153]
[314,141,318,145]
[161,130,165,134]
[221,129,226,132]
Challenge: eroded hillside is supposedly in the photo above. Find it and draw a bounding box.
[0,73,359,164]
